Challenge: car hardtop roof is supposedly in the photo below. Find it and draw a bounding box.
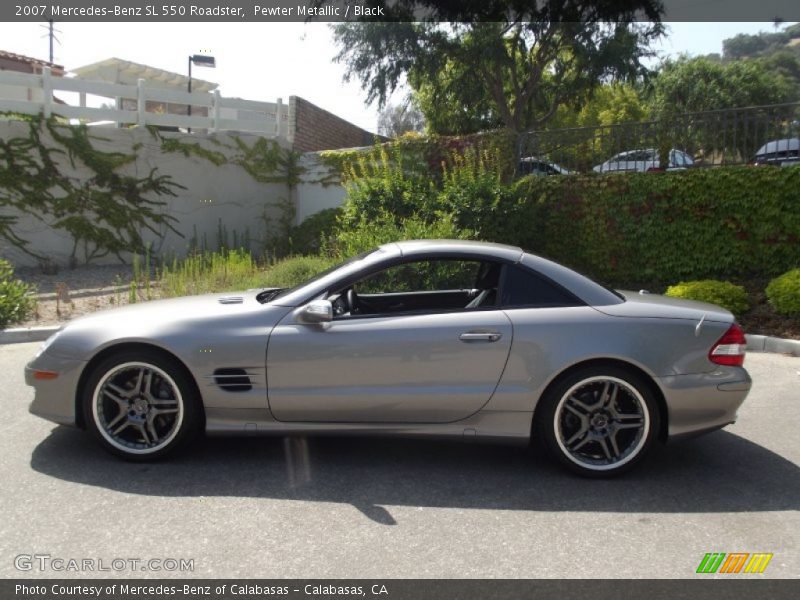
[756,138,800,154]
[384,239,524,262]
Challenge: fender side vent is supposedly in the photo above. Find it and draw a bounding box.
[218,296,244,304]
[213,368,252,392]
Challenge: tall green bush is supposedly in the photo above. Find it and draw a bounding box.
[0,259,35,328]
[333,210,472,258]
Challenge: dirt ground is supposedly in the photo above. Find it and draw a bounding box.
[14,264,147,328]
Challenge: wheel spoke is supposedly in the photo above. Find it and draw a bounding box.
[102,387,128,408]
[106,410,127,430]
[148,422,159,443]
[572,436,591,452]
[106,382,131,398]
[135,423,151,445]
[598,437,613,461]
[150,399,178,407]
[608,432,621,459]
[615,412,642,422]
[616,421,643,430]
[146,414,160,444]
[565,425,589,446]
[133,368,145,394]
[600,381,619,409]
[111,420,131,436]
[151,408,178,416]
[566,395,592,415]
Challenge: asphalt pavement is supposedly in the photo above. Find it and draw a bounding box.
[0,342,798,579]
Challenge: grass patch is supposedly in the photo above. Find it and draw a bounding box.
[156,250,336,299]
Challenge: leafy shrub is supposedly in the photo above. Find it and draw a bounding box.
[337,144,437,232]
[262,255,337,288]
[0,259,35,328]
[765,269,800,316]
[665,280,750,315]
[439,149,542,246]
[288,207,342,255]
[333,210,472,258]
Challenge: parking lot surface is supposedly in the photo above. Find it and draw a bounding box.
[1,343,798,578]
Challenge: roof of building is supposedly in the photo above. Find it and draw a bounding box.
[71,57,217,92]
[0,49,64,71]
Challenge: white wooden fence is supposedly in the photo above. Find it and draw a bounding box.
[0,67,287,137]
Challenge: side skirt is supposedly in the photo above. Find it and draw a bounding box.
[204,408,533,446]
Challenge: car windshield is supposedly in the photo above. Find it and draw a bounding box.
[264,248,380,303]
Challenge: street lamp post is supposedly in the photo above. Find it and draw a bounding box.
[187,53,216,133]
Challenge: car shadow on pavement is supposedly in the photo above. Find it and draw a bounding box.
[31,426,800,524]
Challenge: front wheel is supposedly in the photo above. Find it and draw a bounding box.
[82,351,201,461]
[536,366,660,477]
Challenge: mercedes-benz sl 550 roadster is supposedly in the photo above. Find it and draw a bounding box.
[26,240,751,476]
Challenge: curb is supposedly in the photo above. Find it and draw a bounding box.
[745,334,800,356]
[0,326,60,345]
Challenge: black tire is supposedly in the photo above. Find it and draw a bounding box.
[535,365,660,478]
[82,349,202,461]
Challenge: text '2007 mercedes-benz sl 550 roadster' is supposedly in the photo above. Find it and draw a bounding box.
[26,240,751,477]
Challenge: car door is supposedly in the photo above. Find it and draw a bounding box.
[266,258,513,423]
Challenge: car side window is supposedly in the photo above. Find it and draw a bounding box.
[499,265,583,308]
[328,258,498,319]
[357,259,481,294]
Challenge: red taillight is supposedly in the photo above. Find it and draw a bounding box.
[709,323,747,366]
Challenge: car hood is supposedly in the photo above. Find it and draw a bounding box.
[593,290,733,323]
[44,290,292,358]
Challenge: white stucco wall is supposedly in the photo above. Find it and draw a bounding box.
[294,152,347,225]
[0,121,292,267]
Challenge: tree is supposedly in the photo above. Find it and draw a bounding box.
[330,1,665,134]
[650,56,793,117]
[722,29,792,60]
[551,83,647,129]
[377,101,426,137]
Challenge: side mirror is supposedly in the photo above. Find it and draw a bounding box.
[298,299,333,324]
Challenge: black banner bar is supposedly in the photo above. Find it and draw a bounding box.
[3,579,800,600]
[3,1,800,23]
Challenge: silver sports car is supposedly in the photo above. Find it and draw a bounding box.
[26,240,751,476]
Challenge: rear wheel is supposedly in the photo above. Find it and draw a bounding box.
[82,350,201,461]
[536,366,660,477]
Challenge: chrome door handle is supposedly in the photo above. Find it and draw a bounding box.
[459,331,502,343]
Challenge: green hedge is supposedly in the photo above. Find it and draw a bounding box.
[528,168,800,285]
[329,146,799,287]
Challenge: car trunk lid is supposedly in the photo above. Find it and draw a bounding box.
[593,290,733,323]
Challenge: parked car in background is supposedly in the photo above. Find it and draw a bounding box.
[518,156,571,176]
[593,148,694,173]
[751,138,800,167]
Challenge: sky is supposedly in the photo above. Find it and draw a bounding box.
[0,21,790,133]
